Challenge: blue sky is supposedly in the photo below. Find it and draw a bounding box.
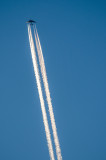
[0,0,106,159]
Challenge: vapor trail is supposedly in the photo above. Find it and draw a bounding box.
[34,26,62,160]
[28,25,55,160]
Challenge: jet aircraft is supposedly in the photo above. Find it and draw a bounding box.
[26,20,36,25]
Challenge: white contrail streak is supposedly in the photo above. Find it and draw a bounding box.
[34,26,62,160]
[28,25,55,160]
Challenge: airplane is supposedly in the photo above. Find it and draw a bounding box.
[26,19,36,25]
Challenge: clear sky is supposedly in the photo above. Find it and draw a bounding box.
[0,0,106,160]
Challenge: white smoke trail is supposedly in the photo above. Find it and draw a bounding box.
[34,26,62,160]
[28,25,55,160]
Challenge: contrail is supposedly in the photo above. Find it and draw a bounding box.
[28,25,55,160]
[34,26,62,160]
